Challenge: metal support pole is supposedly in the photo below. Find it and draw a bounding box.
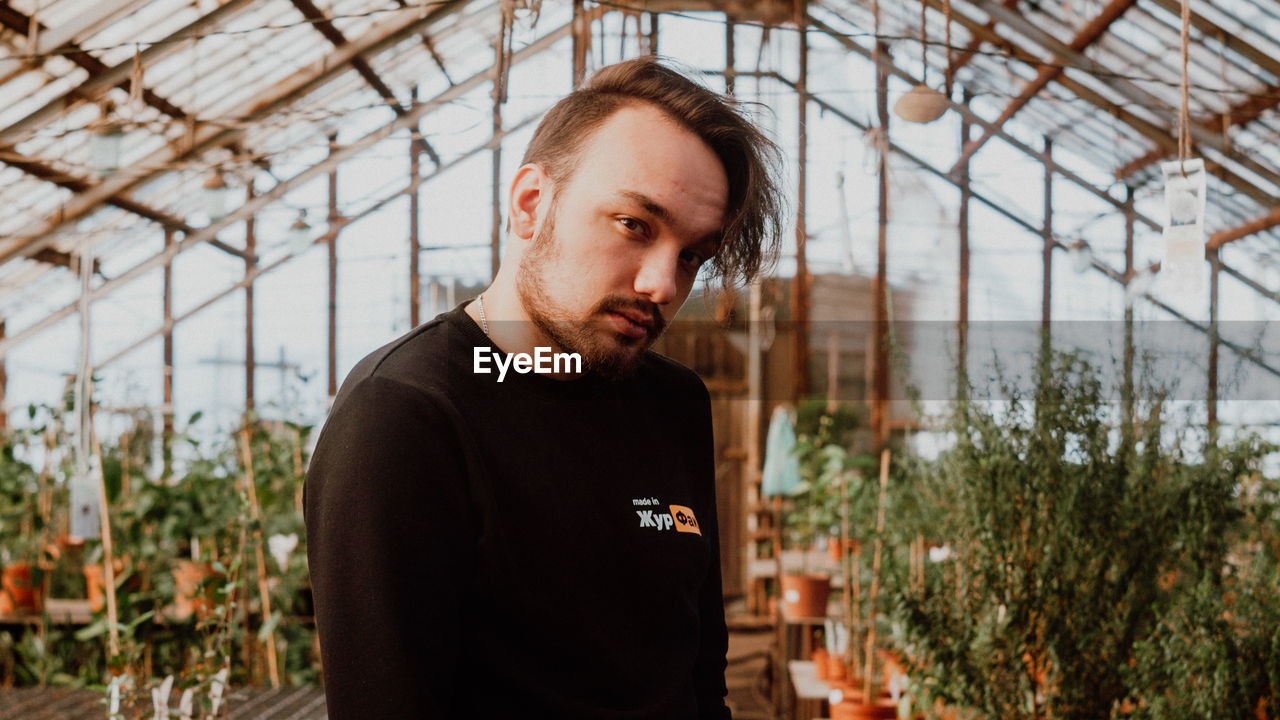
[409,89,422,328]
[327,134,339,400]
[163,228,174,476]
[872,41,890,451]
[245,185,256,411]
[1042,137,1053,335]
[958,91,972,385]
[1208,249,1220,432]
[791,18,810,403]
[647,12,658,55]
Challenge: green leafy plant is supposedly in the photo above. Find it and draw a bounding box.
[893,348,1277,720]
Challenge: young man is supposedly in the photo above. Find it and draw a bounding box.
[304,57,782,719]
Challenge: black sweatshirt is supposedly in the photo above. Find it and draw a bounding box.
[304,303,732,719]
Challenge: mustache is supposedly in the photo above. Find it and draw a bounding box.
[596,296,666,336]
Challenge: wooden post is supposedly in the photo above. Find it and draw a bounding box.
[791,16,811,402]
[409,88,422,328]
[872,42,890,450]
[491,35,503,282]
[162,228,174,477]
[647,11,658,56]
[1042,138,1053,335]
[725,16,736,96]
[89,426,120,660]
[239,428,280,688]
[958,92,971,383]
[0,320,6,432]
[1208,248,1220,432]
[1122,186,1135,444]
[245,185,256,411]
[862,449,891,700]
[572,0,587,88]
[327,134,339,400]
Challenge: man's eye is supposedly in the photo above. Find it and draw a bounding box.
[618,217,647,235]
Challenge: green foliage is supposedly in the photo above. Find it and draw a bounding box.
[786,398,871,549]
[893,348,1278,720]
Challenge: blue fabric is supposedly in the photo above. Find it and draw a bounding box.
[761,406,801,497]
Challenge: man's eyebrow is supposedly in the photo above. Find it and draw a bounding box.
[616,189,722,248]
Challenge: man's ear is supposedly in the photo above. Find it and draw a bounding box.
[509,163,551,241]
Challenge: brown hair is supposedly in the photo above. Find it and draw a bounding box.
[520,56,784,288]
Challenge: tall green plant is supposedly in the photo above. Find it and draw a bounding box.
[894,348,1275,720]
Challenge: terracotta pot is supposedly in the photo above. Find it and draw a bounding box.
[1,563,43,613]
[831,698,898,720]
[84,560,130,613]
[171,560,218,620]
[780,573,830,619]
[813,647,831,679]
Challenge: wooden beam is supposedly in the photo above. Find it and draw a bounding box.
[89,110,544,372]
[1115,87,1280,181]
[0,0,259,146]
[0,0,470,269]
[288,0,441,166]
[916,0,1276,207]
[1207,205,1280,249]
[949,0,1138,174]
[0,148,251,261]
[965,0,1280,199]
[0,11,569,357]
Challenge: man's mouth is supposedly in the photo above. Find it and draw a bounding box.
[607,310,652,340]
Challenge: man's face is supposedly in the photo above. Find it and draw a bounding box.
[516,103,729,379]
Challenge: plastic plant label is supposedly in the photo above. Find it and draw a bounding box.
[1160,158,1207,293]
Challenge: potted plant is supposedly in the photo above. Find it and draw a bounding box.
[893,348,1277,720]
[0,436,46,614]
[781,400,865,619]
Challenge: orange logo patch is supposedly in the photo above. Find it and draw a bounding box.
[669,505,701,535]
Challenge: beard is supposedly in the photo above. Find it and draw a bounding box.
[515,210,667,380]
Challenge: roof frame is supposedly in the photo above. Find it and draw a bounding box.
[287,0,443,166]
[917,0,1279,209]
[0,5,594,358]
[966,0,1280,196]
[0,0,471,269]
[949,0,1139,173]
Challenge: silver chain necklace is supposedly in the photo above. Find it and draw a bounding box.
[476,293,489,336]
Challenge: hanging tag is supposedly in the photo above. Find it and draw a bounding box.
[69,454,101,539]
[1160,158,1206,293]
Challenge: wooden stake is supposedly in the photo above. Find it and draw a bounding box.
[863,449,891,701]
[239,427,280,688]
[89,424,120,660]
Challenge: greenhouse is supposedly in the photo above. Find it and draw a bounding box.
[0,0,1277,717]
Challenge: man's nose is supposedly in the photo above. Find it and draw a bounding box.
[633,246,679,306]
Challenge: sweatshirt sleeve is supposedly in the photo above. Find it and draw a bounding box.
[690,380,733,720]
[304,374,474,719]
